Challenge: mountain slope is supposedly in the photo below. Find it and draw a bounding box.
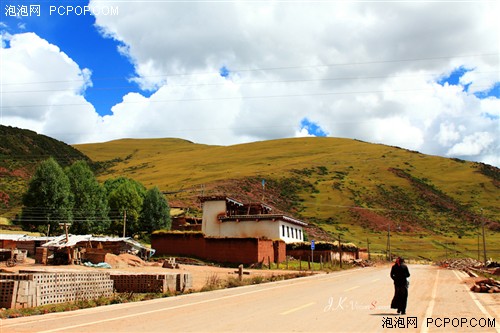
[75,137,499,260]
[0,125,90,217]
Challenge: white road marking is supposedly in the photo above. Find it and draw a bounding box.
[420,269,439,333]
[30,270,366,333]
[344,285,360,292]
[280,302,315,315]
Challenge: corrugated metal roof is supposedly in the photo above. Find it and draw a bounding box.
[3,233,153,255]
[40,234,151,252]
[90,236,130,242]
[18,235,54,241]
[0,234,27,241]
[42,234,93,248]
[0,234,55,242]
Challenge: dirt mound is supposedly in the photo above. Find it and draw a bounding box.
[105,253,146,268]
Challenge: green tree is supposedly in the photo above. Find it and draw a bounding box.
[21,158,73,234]
[140,186,171,233]
[104,177,146,198]
[105,177,145,236]
[65,161,110,235]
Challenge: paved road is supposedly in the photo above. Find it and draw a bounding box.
[2,265,498,333]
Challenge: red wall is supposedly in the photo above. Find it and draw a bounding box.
[287,249,359,262]
[151,233,286,265]
[152,233,205,258]
[274,241,286,263]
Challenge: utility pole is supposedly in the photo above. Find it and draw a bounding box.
[367,238,371,260]
[63,222,69,243]
[64,222,71,264]
[338,234,343,269]
[476,217,480,261]
[481,209,487,264]
[387,223,391,261]
[122,210,127,238]
[261,179,266,202]
[59,222,71,264]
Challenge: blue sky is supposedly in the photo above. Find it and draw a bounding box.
[437,66,499,99]
[1,2,499,166]
[2,5,142,116]
[300,118,328,137]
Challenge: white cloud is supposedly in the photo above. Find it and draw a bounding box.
[447,132,496,156]
[437,123,463,147]
[1,32,99,143]
[295,128,314,138]
[2,2,499,166]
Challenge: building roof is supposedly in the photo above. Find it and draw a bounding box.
[219,214,308,226]
[0,234,53,241]
[200,196,306,226]
[41,235,152,254]
[42,234,93,248]
[0,234,27,241]
[199,196,244,206]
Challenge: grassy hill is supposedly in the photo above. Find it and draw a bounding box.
[74,137,500,261]
[0,125,90,217]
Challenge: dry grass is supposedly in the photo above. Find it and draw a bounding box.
[74,137,500,261]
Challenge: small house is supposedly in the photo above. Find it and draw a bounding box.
[200,196,307,243]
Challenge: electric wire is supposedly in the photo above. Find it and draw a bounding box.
[1,52,498,86]
[2,70,498,94]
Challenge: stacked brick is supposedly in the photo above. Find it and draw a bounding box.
[0,271,193,309]
[0,280,18,308]
[110,273,192,293]
[0,271,113,309]
[35,247,48,265]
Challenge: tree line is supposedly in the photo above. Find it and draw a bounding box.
[19,158,171,237]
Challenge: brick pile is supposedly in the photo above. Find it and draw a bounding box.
[470,278,500,293]
[110,273,192,293]
[438,258,483,269]
[0,271,113,309]
[0,271,193,309]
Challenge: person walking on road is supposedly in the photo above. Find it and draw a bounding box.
[390,256,410,315]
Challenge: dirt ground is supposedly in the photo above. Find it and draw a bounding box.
[0,255,308,291]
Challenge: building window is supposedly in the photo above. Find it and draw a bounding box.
[287,226,290,237]
[299,229,302,240]
[282,225,285,237]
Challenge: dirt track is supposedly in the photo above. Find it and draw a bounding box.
[1,256,308,291]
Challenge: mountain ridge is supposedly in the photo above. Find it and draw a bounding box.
[1,126,498,260]
[74,136,499,260]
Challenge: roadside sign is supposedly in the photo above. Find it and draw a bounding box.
[311,239,315,250]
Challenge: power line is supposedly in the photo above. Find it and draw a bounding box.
[298,200,500,216]
[1,52,497,86]
[1,84,495,109]
[2,70,498,94]
[6,197,498,217]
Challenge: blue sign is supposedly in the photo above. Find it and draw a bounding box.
[311,240,315,250]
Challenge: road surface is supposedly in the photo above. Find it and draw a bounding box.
[1,265,498,333]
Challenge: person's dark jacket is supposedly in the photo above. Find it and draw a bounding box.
[390,262,410,287]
